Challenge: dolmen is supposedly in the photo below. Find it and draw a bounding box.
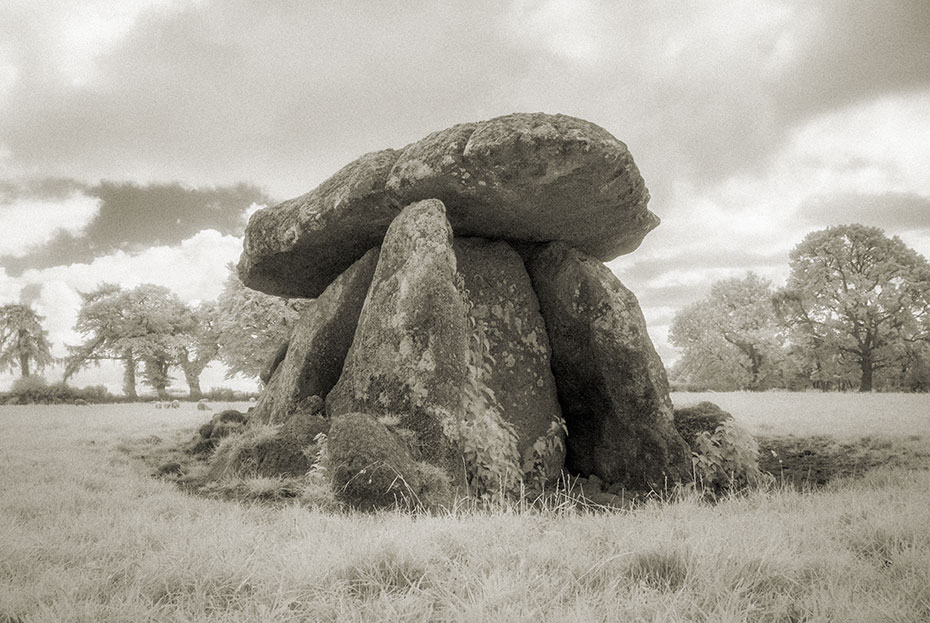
[233,113,691,509]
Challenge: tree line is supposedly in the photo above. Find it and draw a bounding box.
[0,265,305,399]
[669,224,930,392]
[5,223,928,398]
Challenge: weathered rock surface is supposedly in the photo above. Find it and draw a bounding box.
[250,248,380,425]
[240,149,401,297]
[453,237,564,479]
[239,113,656,297]
[524,242,691,490]
[325,199,468,477]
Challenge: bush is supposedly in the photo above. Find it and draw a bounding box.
[3,377,116,405]
[203,387,259,402]
[673,402,733,445]
[691,420,772,495]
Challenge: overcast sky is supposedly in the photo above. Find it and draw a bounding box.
[1,0,929,394]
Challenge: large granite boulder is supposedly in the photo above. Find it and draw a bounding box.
[326,198,469,477]
[524,242,691,490]
[453,237,564,482]
[239,113,655,297]
[250,247,379,425]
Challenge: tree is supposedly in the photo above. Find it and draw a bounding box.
[0,304,54,378]
[215,264,307,381]
[669,273,787,390]
[177,302,221,399]
[774,224,930,392]
[66,284,196,399]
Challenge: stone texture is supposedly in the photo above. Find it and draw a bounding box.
[453,237,564,480]
[326,199,468,477]
[524,242,691,491]
[239,113,656,297]
[389,114,655,259]
[249,247,380,425]
[239,149,401,297]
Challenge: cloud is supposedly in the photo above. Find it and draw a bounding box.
[0,188,100,257]
[1,180,269,275]
[770,0,930,121]
[799,192,930,232]
[3,0,926,202]
[0,228,246,391]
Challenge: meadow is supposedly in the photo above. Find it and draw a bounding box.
[1,394,929,622]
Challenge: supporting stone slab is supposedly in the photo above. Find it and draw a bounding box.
[251,247,380,425]
[326,199,469,475]
[453,237,565,481]
[524,242,691,490]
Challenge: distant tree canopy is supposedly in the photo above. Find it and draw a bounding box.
[669,273,787,391]
[214,264,308,382]
[66,284,198,399]
[0,303,54,378]
[670,224,930,392]
[774,224,930,392]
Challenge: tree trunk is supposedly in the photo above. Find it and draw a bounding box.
[179,349,204,400]
[19,352,30,378]
[149,356,170,400]
[185,370,202,400]
[859,351,873,392]
[123,350,138,400]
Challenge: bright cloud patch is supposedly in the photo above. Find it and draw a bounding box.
[0,191,99,256]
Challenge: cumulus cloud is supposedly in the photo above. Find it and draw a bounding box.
[0,186,100,257]
[1,180,269,275]
[769,0,930,121]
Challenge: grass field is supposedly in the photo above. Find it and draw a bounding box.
[1,394,929,622]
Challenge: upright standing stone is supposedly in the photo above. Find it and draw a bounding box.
[524,242,691,490]
[326,199,469,473]
[251,247,380,425]
[453,237,564,480]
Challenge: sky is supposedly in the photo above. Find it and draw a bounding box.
[1,0,929,395]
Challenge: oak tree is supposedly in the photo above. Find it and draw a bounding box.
[773,225,930,392]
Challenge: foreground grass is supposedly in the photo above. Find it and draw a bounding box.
[1,398,929,622]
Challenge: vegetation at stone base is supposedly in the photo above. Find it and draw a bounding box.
[672,400,772,497]
[454,272,524,500]
[0,302,54,379]
[2,398,930,622]
[669,224,930,393]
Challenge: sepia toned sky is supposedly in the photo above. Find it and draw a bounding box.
[1,0,929,393]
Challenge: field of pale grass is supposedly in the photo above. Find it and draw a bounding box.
[1,395,929,622]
